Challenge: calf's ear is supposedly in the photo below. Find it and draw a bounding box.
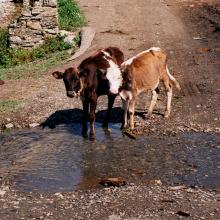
[52,71,63,79]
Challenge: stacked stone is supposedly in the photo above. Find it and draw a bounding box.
[0,0,16,27]
[9,0,59,48]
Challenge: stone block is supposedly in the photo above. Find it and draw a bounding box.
[27,20,42,30]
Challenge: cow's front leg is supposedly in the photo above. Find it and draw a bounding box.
[121,99,129,129]
[82,99,89,138]
[102,94,116,128]
[89,94,97,140]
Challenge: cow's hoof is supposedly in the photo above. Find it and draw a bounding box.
[121,125,129,130]
[89,133,95,141]
[164,111,170,118]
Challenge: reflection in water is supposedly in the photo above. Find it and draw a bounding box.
[0,123,219,192]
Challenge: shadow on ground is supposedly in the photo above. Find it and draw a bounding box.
[40,107,124,129]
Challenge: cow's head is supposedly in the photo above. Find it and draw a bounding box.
[100,50,123,95]
[52,67,82,98]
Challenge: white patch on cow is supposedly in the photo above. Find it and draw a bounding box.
[104,58,122,94]
[122,47,161,66]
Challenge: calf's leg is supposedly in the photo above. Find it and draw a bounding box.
[147,87,159,118]
[121,99,129,129]
[102,94,116,128]
[128,98,136,129]
[163,80,173,118]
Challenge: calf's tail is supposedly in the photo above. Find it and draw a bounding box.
[166,65,181,91]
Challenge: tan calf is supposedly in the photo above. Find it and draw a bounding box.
[119,47,181,129]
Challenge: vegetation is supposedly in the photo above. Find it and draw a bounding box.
[0,0,86,80]
[57,0,86,31]
[0,99,22,113]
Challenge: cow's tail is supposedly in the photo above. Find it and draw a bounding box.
[166,65,181,91]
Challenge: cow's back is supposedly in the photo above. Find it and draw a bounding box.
[130,50,167,91]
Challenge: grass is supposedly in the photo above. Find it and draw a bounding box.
[57,0,86,31]
[0,99,22,113]
[0,51,70,80]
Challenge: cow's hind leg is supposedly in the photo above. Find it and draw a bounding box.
[164,81,173,118]
[89,94,97,140]
[102,94,116,128]
[146,87,159,118]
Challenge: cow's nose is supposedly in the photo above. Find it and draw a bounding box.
[67,91,76,97]
[109,89,118,95]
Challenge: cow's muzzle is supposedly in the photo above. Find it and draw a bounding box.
[67,91,77,98]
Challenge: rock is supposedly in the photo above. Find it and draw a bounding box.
[54,193,64,199]
[99,177,127,187]
[60,30,77,44]
[26,21,41,30]
[169,185,186,190]
[44,0,57,7]
[9,36,22,43]
[29,123,40,128]
[43,28,58,35]
[176,211,190,217]
[5,123,14,129]
[22,11,32,17]
[31,8,41,16]
[0,190,6,196]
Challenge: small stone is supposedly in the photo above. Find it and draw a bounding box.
[32,8,41,16]
[5,123,14,129]
[0,190,6,196]
[169,185,186,190]
[54,192,64,199]
[29,123,39,128]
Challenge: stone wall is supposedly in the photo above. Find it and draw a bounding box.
[9,0,59,48]
[0,0,16,27]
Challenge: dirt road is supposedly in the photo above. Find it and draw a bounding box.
[0,0,220,219]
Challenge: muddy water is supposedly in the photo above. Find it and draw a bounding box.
[0,123,219,192]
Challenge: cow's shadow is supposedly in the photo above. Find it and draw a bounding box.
[40,107,123,131]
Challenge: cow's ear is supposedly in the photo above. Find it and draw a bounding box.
[52,71,63,79]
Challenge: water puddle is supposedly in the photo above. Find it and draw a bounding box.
[0,123,219,192]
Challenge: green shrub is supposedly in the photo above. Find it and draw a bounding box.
[0,29,11,67]
[57,0,86,31]
[7,37,73,66]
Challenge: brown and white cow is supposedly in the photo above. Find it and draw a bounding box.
[52,47,124,139]
[114,47,181,129]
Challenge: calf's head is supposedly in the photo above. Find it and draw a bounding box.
[52,67,82,98]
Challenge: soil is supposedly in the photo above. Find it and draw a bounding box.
[0,0,220,219]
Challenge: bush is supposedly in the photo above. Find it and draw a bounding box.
[0,36,73,66]
[57,0,86,31]
[0,29,11,67]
